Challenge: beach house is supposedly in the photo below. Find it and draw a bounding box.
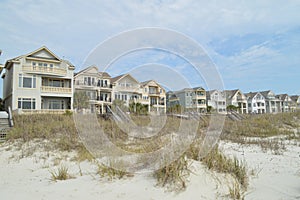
[225,89,248,114]
[291,95,300,110]
[166,87,207,113]
[245,92,266,114]
[73,66,112,114]
[206,90,227,113]
[1,46,74,113]
[260,90,282,113]
[141,80,166,113]
[276,94,296,112]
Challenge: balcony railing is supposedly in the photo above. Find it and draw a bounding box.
[95,96,112,102]
[149,91,160,95]
[21,109,71,114]
[129,99,149,104]
[23,65,67,76]
[41,86,72,94]
[74,80,112,88]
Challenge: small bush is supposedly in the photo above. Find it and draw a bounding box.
[201,146,248,189]
[228,182,245,200]
[50,165,71,181]
[154,155,190,191]
[97,161,131,180]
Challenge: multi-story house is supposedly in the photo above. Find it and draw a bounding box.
[74,66,112,114]
[141,80,166,113]
[111,74,144,107]
[166,87,207,113]
[225,89,248,114]
[206,90,227,113]
[174,88,194,111]
[260,90,282,113]
[276,94,296,112]
[2,46,74,113]
[191,87,206,113]
[291,95,300,110]
[245,92,266,114]
[166,91,179,108]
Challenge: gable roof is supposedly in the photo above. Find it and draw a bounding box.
[110,73,139,84]
[193,86,205,91]
[141,80,166,92]
[276,94,290,101]
[74,66,98,77]
[25,46,61,62]
[4,46,73,70]
[74,66,111,78]
[260,90,274,98]
[290,95,300,102]
[225,89,239,99]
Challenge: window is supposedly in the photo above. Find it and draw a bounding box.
[38,63,43,67]
[43,63,47,67]
[49,64,53,68]
[49,79,64,87]
[49,100,64,109]
[18,98,36,109]
[19,74,36,88]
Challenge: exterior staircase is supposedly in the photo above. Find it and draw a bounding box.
[0,107,13,141]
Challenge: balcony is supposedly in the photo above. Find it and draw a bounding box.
[23,65,67,76]
[41,86,72,94]
[129,99,149,104]
[74,80,112,89]
[95,96,112,103]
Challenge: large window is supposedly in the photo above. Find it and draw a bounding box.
[49,79,64,87]
[49,100,64,109]
[19,74,36,88]
[18,98,36,109]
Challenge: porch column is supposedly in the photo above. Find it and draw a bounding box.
[101,103,104,114]
[156,97,159,113]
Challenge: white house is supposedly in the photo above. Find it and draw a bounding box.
[2,46,75,113]
[291,95,300,110]
[260,90,282,113]
[245,92,266,114]
[276,94,296,112]
[206,90,226,113]
[225,89,248,114]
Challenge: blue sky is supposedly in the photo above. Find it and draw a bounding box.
[0,0,300,96]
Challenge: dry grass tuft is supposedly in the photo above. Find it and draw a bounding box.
[154,155,190,191]
[50,165,72,181]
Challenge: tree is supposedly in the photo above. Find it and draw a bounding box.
[207,105,213,113]
[129,102,148,115]
[112,99,128,111]
[73,91,90,110]
[227,105,239,112]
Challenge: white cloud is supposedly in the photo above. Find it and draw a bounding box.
[0,0,300,94]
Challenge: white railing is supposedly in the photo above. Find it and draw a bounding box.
[41,86,72,94]
[21,109,71,114]
[23,65,67,76]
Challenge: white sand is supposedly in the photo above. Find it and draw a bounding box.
[220,140,300,200]
[0,139,299,200]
